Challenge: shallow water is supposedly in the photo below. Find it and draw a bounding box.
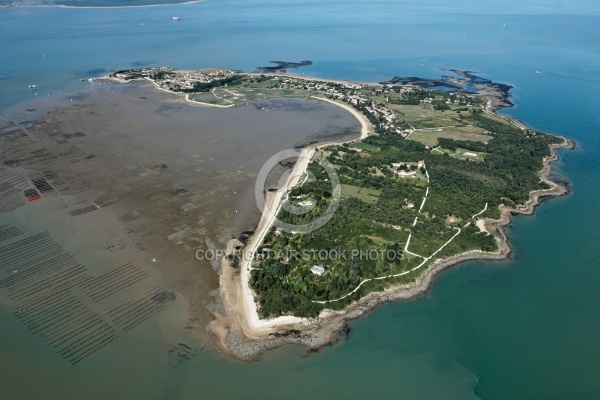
[1,1,600,399]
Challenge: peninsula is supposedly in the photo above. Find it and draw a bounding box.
[108,66,573,359]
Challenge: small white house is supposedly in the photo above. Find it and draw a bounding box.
[311,265,325,275]
[396,170,416,177]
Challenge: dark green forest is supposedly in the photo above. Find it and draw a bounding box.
[250,106,562,318]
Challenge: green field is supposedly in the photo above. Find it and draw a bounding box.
[389,103,462,128]
[431,146,486,162]
[351,141,381,152]
[452,148,486,161]
[341,184,381,204]
[193,88,314,105]
[409,126,492,147]
[189,92,232,106]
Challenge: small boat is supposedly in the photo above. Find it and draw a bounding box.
[172,16,180,21]
[28,84,37,89]
[535,70,541,74]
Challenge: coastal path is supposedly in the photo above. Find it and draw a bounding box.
[313,202,488,304]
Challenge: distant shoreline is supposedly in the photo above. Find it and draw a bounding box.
[1,0,203,9]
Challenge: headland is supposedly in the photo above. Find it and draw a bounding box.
[103,65,572,359]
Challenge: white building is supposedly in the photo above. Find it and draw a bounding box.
[311,265,325,275]
[396,170,416,177]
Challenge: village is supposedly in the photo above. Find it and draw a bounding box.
[273,77,414,136]
[109,67,476,145]
[110,67,235,92]
[271,76,474,139]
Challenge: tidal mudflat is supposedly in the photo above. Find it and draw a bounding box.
[0,80,360,367]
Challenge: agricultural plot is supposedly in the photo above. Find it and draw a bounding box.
[431,147,486,162]
[351,141,381,152]
[389,104,462,128]
[341,184,381,204]
[409,125,492,147]
[191,88,315,106]
[452,148,486,161]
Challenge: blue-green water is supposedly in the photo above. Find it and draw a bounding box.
[1,1,600,399]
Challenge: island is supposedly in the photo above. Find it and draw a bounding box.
[107,65,573,359]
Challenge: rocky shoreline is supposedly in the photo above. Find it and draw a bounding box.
[380,69,514,112]
[209,109,575,361]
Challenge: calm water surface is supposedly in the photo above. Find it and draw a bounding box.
[1,1,599,399]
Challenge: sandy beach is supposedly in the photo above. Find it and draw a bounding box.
[211,132,573,360]
[241,97,370,328]
[207,96,373,355]
[0,78,364,365]
[75,70,576,360]
[205,85,574,360]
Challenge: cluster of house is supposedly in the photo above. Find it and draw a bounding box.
[390,160,424,178]
[113,67,233,92]
[112,67,173,80]
[364,103,408,135]
[421,93,471,105]
[156,70,233,92]
[274,78,412,137]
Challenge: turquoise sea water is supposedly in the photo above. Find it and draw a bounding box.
[1,1,600,398]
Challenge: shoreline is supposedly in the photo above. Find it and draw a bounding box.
[212,132,573,360]
[238,95,371,329]
[2,0,204,9]
[103,68,574,360]
[103,75,236,108]
[210,96,372,350]
[204,80,574,360]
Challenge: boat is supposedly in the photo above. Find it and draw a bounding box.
[28,84,37,89]
[172,16,180,21]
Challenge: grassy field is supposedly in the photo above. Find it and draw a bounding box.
[365,235,394,245]
[341,184,381,204]
[409,125,492,147]
[467,111,510,125]
[351,141,381,152]
[431,146,486,162]
[189,92,232,106]
[452,148,486,161]
[190,88,314,106]
[389,104,462,128]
